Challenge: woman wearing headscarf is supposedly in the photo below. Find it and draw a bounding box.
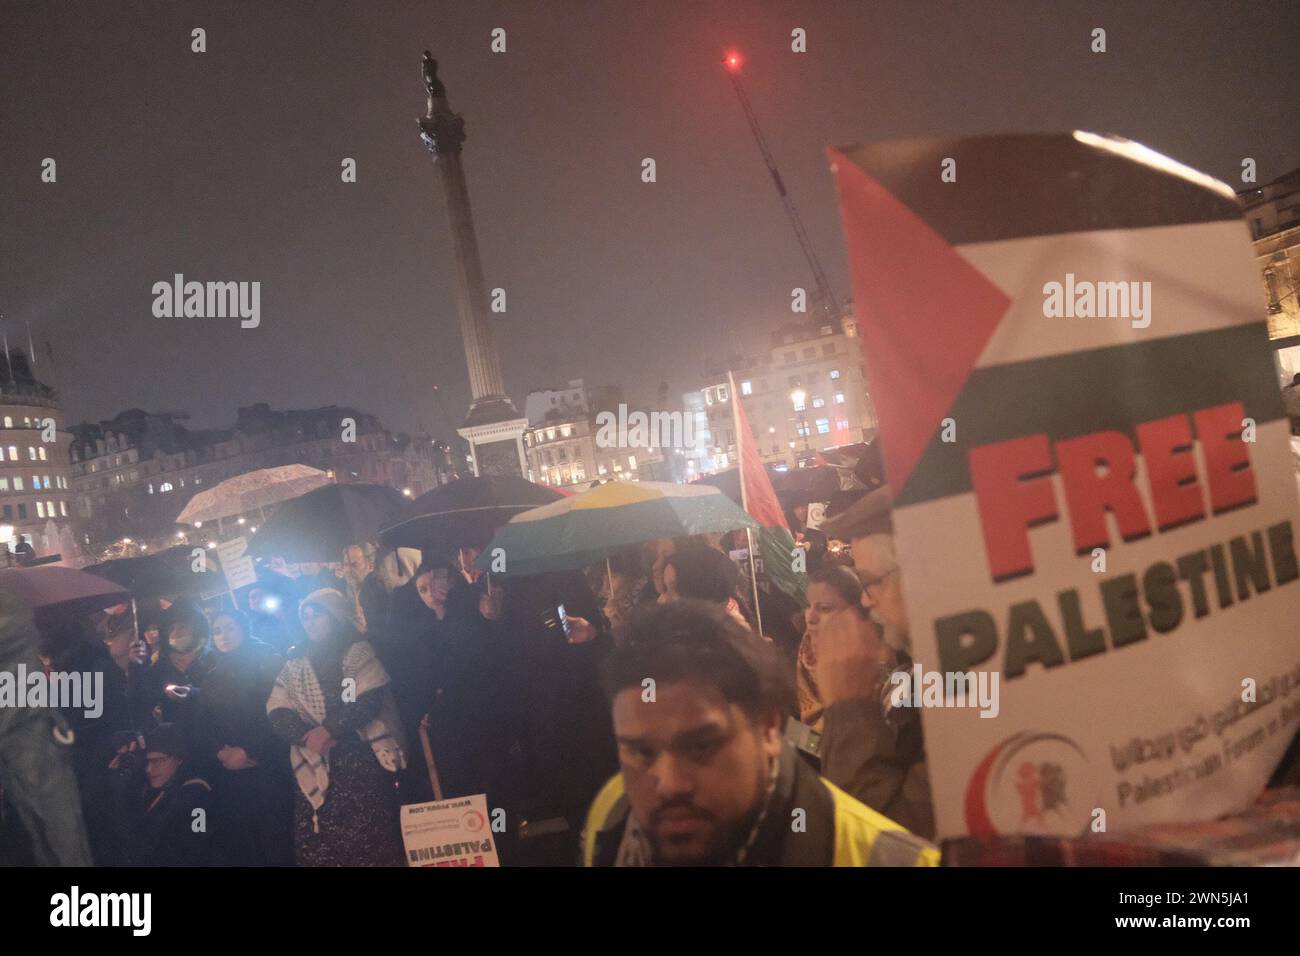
[199,608,292,866]
[266,589,407,866]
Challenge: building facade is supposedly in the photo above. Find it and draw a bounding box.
[70,403,455,554]
[522,379,668,489]
[687,310,877,475]
[0,351,76,558]
[1241,167,1300,380]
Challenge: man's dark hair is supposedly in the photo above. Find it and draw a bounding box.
[602,599,795,720]
[663,545,740,605]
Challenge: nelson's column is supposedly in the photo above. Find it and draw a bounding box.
[417,51,528,477]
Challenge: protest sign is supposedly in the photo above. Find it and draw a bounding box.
[215,536,257,591]
[401,794,500,867]
[831,132,1300,839]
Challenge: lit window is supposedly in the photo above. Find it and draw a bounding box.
[561,426,572,438]
[46,501,54,517]
[60,501,67,516]
[816,418,831,435]
[835,392,846,404]
[36,502,44,518]
[741,381,752,395]
[13,477,22,491]
[793,398,806,412]
[148,483,154,494]
[547,429,556,441]
[159,482,174,493]
[38,447,46,461]
[628,455,637,470]
[0,478,7,491]
[26,447,35,460]
[1,417,9,428]
[704,388,714,405]
[812,397,825,408]
[830,369,840,379]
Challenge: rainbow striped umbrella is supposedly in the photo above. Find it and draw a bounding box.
[476,481,758,577]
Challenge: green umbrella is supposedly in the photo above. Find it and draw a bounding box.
[477,480,759,577]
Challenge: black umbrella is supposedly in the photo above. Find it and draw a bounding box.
[378,476,562,551]
[248,483,407,562]
[85,545,227,600]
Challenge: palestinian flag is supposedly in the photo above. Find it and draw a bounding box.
[728,372,808,608]
[830,132,1300,839]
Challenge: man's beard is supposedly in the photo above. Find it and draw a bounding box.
[871,611,911,655]
[647,766,768,866]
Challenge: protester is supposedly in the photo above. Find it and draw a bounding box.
[796,564,865,731]
[379,560,470,803]
[37,609,124,864]
[266,589,407,866]
[816,485,935,839]
[582,600,939,866]
[139,600,217,734]
[200,609,293,866]
[600,544,655,646]
[342,542,390,635]
[659,544,754,629]
[99,611,150,732]
[0,583,93,866]
[460,563,617,856]
[107,723,218,866]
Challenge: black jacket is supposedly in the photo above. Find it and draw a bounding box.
[196,638,283,766]
[110,760,218,867]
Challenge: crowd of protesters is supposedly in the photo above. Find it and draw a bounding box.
[0,479,960,867]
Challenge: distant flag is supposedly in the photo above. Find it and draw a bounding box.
[728,371,808,609]
[26,320,35,367]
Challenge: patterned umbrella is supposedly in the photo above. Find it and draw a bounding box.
[476,480,759,577]
[175,465,332,525]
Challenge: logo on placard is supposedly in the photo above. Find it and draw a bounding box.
[964,731,1093,836]
[462,809,486,832]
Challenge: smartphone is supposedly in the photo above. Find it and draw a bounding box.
[556,603,571,637]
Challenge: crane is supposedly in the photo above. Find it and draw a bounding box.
[723,50,841,324]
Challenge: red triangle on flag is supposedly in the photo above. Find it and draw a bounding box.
[829,147,1011,496]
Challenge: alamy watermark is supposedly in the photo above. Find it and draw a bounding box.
[595,404,701,450]
[1,665,102,719]
[152,273,260,328]
[1043,273,1151,329]
[887,664,1000,718]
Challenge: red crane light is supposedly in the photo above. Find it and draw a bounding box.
[723,51,742,73]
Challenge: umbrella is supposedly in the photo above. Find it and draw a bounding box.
[175,464,332,526]
[249,483,406,562]
[0,565,130,618]
[85,546,227,600]
[476,480,759,577]
[378,476,562,551]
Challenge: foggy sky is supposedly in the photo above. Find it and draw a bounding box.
[4,0,1298,443]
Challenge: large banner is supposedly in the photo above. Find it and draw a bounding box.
[831,132,1300,839]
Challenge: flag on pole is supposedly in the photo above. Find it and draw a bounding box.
[26,320,36,367]
[728,371,808,607]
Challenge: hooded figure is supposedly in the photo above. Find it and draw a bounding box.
[266,589,407,866]
[0,584,92,865]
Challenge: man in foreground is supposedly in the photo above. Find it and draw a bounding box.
[582,600,939,867]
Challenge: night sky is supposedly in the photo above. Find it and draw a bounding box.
[4,1,1298,441]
